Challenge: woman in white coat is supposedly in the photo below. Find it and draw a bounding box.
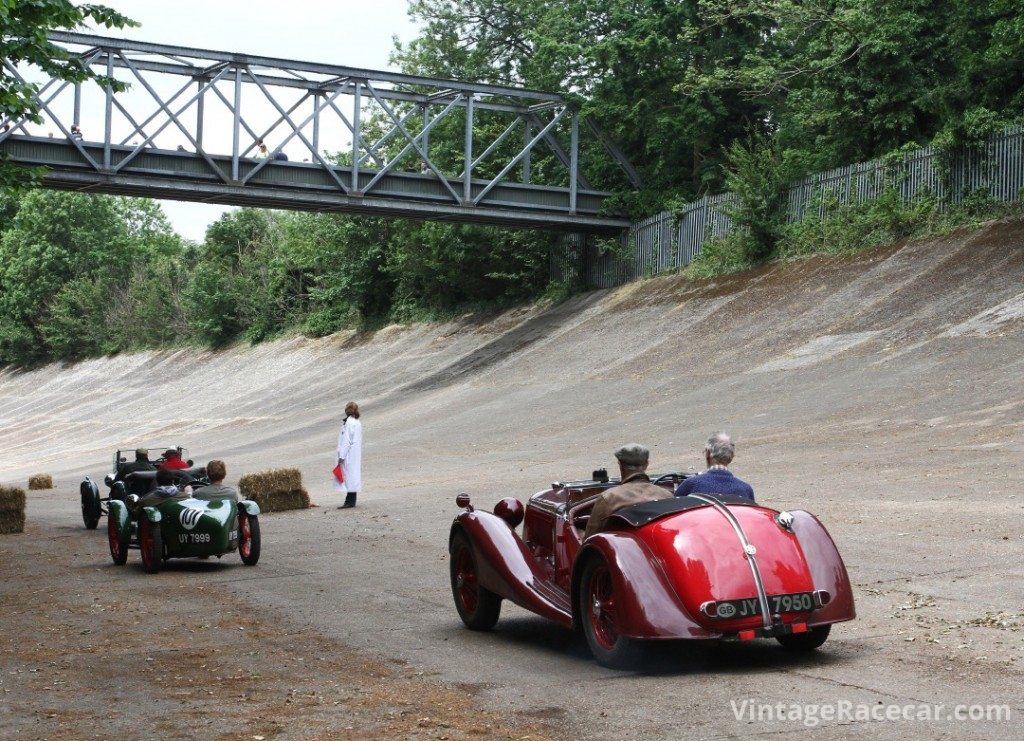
[336,401,363,509]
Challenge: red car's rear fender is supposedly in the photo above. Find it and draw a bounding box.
[451,512,572,627]
[788,510,856,624]
[573,533,714,640]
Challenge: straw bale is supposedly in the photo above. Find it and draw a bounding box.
[0,486,26,534]
[248,488,311,513]
[238,468,303,499]
[28,474,53,490]
[237,469,308,512]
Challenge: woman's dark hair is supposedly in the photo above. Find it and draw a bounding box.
[156,468,174,486]
[344,401,360,419]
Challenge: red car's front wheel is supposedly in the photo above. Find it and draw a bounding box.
[579,558,641,669]
[449,531,501,630]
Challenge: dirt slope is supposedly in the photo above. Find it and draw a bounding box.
[1,218,1022,739]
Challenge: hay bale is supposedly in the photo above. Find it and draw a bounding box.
[28,474,53,490]
[0,485,26,534]
[237,468,308,513]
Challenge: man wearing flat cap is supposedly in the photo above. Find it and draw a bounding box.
[583,444,671,539]
[115,447,156,482]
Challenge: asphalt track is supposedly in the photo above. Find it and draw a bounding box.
[2,218,1023,739]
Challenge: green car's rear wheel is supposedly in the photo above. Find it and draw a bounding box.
[239,512,261,566]
[139,518,162,574]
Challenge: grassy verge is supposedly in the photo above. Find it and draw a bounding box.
[685,188,1024,280]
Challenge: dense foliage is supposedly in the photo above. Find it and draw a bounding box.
[2,1,1022,365]
[0,191,553,365]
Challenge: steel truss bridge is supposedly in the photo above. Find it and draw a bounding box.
[0,33,639,232]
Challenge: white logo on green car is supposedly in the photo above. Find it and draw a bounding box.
[179,508,202,530]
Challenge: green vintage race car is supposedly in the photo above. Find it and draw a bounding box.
[107,480,262,573]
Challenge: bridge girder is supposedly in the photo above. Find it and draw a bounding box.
[0,32,639,233]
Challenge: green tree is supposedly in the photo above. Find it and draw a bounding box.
[685,0,1024,171]
[0,191,130,363]
[0,1,136,188]
[720,133,792,262]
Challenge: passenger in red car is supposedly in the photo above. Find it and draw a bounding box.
[583,444,671,539]
[673,432,755,501]
[159,448,189,470]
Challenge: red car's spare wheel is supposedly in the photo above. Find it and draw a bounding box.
[579,557,641,669]
[449,531,501,630]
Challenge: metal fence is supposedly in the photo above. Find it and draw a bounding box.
[553,125,1024,287]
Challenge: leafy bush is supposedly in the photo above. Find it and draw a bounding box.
[685,231,758,279]
[720,134,792,263]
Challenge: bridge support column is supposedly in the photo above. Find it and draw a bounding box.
[463,93,473,203]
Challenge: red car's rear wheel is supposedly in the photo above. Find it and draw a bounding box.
[579,558,641,669]
[139,518,162,574]
[108,512,128,565]
[776,624,831,651]
[449,531,501,630]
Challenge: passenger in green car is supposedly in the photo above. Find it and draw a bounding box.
[139,468,191,507]
[197,460,239,501]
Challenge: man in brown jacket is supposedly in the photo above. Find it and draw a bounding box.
[583,444,671,539]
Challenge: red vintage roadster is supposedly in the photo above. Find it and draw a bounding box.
[449,471,855,668]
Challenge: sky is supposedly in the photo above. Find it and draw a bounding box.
[77,0,422,242]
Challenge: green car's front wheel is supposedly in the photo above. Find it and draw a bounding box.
[239,512,260,566]
[108,512,128,565]
[140,518,162,574]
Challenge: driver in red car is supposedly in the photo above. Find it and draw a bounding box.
[583,444,671,539]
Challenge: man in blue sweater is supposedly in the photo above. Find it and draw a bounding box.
[674,432,755,501]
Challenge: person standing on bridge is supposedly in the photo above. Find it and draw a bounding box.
[335,401,363,509]
[674,432,755,501]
